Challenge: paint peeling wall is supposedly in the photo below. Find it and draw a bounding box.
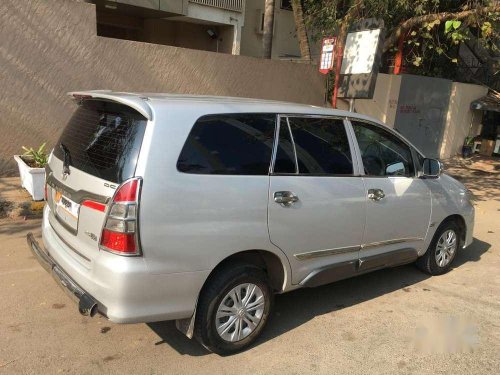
[0,0,324,175]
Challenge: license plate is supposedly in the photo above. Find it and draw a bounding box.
[54,191,80,230]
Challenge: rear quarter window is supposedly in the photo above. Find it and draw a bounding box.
[53,100,147,183]
[177,114,276,175]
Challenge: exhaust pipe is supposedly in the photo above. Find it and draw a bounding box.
[27,233,101,318]
[78,294,98,317]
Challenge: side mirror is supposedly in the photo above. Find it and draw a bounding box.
[422,158,443,178]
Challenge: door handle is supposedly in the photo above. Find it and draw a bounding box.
[274,191,299,206]
[368,188,385,201]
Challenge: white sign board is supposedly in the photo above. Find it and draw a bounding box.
[319,37,336,74]
[341,29,381,74]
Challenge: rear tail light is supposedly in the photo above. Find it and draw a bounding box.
[100,178,142,256]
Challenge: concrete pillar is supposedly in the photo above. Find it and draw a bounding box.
[232,24,241,55]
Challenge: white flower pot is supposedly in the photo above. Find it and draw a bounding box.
[14,155,46,201]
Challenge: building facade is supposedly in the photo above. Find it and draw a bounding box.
[88,0,302,58]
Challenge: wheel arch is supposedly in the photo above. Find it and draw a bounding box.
[176,249,292,339]
[441,214,466,243]
[202,249,289,294]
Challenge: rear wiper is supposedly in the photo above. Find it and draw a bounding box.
[60,143,72,176]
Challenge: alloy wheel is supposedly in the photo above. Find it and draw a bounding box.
[435,229,457,267]
[215,283,265,342]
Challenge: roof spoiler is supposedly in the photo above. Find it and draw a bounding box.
[68,91,153,120]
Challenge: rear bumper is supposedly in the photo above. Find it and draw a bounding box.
[27,232,103,317]
[39,205,210,323]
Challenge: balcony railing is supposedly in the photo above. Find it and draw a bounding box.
[189,0,244,12]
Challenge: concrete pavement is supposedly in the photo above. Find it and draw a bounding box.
[0,185,499,374]
[0,177,44,219]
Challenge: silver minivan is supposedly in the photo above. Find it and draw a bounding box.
[28,91,474,354]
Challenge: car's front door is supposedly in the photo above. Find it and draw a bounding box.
[349,119,432,271]
[267,116,366,285]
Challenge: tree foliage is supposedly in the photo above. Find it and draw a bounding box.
[303,0,499,81]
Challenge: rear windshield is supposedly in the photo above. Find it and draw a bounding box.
[53,100,147,183]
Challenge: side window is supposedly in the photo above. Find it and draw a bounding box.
[177,114,275,175]
[287,117,353,175]
[351,121,415,177]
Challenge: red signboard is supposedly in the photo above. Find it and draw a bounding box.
[319,37,336,74]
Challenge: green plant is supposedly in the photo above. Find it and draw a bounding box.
[463,136,474,146]
[22,143,48,168]
[302,1,500,81]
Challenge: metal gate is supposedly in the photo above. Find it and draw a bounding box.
[394,75,452,158]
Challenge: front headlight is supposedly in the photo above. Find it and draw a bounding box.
[461,189,475,205]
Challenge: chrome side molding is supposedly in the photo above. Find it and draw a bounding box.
[295,245,360,260]
[360,237,423,250]
[294,237,424,260]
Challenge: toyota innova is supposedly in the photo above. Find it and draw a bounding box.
[28,91,474,354]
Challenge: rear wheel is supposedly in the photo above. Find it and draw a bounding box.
[416,220,461,275]
[194,264,273,355]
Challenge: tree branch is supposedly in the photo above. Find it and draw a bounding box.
[383,5,500,52]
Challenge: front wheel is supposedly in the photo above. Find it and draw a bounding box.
[194,264,273,355]
[416,220,461,275]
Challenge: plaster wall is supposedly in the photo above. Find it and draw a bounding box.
[0,0,325,175]
[440,82,487,159]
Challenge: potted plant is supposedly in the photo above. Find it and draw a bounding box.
[14,143,48,201]
[461,136,474,158]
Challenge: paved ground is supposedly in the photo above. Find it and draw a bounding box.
[0,177,44,219]
[0,160,499,374]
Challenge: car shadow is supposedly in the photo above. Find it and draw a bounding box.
[0,219,42,237]
[147,237,491,356]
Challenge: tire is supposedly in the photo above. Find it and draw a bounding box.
[416,220,461,275]
[194,263,274,355]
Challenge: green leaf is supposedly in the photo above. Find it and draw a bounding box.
[445,20,453,33]
[451,58,458,63]
[452,20,461,30]
[481,21,492,38]
[410,30,417,36]
[37,142,46,154]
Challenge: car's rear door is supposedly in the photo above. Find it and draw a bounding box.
[45,98,148,267]
[348,119,431,271]
[267,115,366,285]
